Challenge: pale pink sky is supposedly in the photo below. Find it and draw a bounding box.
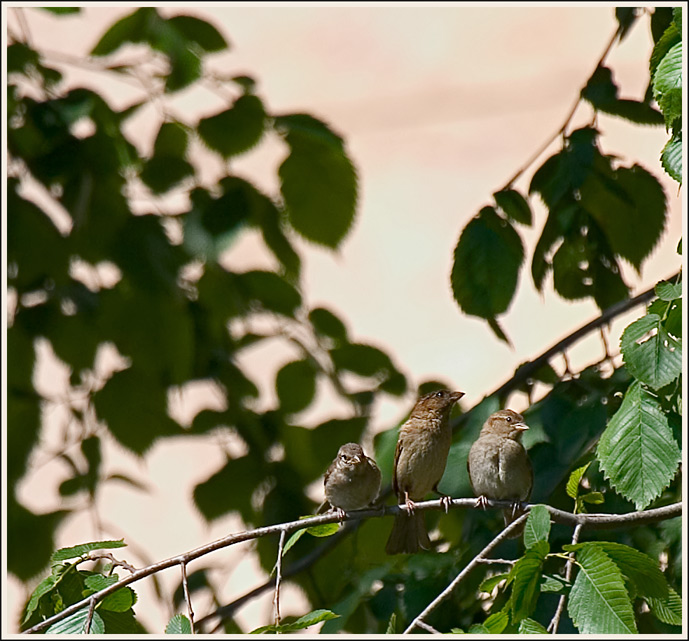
[4,3,684,634]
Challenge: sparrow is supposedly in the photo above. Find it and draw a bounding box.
[318,443,381,519]
[385,389,465,554]
[467,409,533,538]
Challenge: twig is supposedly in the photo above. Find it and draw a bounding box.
[180,562,195,635]
[548,523,583,633]
[274,529,287,630]
[416,620,441,634]
[404,513,531,633]
[499,20,623,190]
[25,500,680,634]
[474,558,516,566]
[84,596,96,634]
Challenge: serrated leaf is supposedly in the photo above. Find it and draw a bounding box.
[581,491,604,505]
[518,618,548,634]
[567,545,637,633]
[509,540,549,622]
[84,573,118,592]
[597,381,680,509]
[653,42,682,101]
[661,134,682,184]
[646,586,683,626]
[276,359,318,414]
[278,115,358,248]
[251,609,338,633]
[467,624,489,633]
[484,610,509,633]
[540,575,566,593]
[523,505,551,549]
[655,280,682,301]
[565,542,668,599]
[197,95,266,158]
[451,207,524,319]
[47,608,105,634]
[580,163,667,271]
[493,188,532,225]
[566,462,591,500]
[621,314,682,389]
[166,613,192,634]
[386,612,397,634]
[23,575,57,622]
[479,573,509,594]
[51,539,126,563]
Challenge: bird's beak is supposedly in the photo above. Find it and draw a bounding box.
[450,391,465,402]
[352,455,362,464]
[514,422,529,431]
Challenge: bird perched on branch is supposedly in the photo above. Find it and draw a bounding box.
[386,389,465,554]
[467,409,533,538]
[318,443,381,519]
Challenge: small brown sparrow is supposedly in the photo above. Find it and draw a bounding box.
[319,443,381,519]
[467,409,533,538]
[386,389,465,554]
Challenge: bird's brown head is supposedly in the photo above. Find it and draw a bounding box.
[411,389,465,420]
[482,409,529,441]
[335,442,365,466]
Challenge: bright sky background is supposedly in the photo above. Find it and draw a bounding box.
[4,3,684,634]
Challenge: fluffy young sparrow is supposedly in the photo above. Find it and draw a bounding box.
[319,443,381,519]
[467,409,533,538]
[386,389,465,554]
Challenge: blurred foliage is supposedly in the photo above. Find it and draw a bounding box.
[7,5,682,635]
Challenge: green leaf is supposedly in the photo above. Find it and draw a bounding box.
[237,270,302,317]
[166,15,228,53]
[566,462,590,500]
[197,95,266,158]
[277,114,358,248]
[309,307,348,343]
[451,206,524,319]
[597,381,680,509]
[166,613,193,634]
[580,162,667,271]
[40,7,81,14]
[493,188,532,225]
[484,610,509,633]
[47,608,105,634]
[84,573,118,592]
[275,360,318,414]
[251,609,338,633]
[580,491,604,505]
[655,280,682,301]
[479,573,509,594]
[646,586,683,626]
[659,87,682,128]
[282,528,307,555]
[565,542,668,599]
[653,42,682,102]
[661,134,682,183]
[540,575,566,593]
[23,575,57,622]
[615,7,639,40]
[650,21,680,77]
[523,505,551,549]
[518,618,548,634]
[385,612,397,634]
[567,545,637,634]
[100,588,135,613]
[508,540,549,622]
[51,539,126,563]
[141,156,194,194]
[94,366,183,455]
[581,66,618,108]
[621,314,682,389]
[467,624,489,633]
[90,8,156,56]
[306,522,340,537]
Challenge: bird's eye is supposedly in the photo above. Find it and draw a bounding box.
[435,390,444,397]
[505,416,512,422]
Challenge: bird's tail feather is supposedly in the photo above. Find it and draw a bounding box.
[385,511,431,554]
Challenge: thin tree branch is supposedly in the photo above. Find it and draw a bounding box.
[500,20,623,190]
[274,529,287,628]
[548,523,582,634]
[404,513,531,633]
[84,597,96,634]
[24,499,681,634]
[180,562,195,635]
